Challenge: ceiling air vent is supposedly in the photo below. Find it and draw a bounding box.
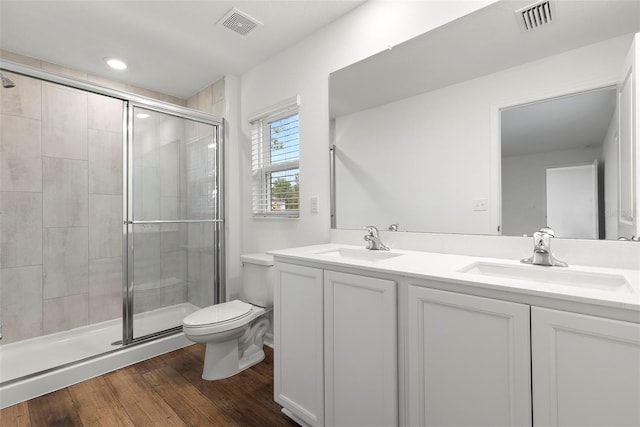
[517,0,555,31]
[218,8,262,37]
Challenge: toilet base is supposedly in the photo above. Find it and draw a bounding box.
[200,314,270,381]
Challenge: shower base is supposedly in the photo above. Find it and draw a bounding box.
[0,302,198,409]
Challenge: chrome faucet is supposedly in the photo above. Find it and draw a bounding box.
[364,226,390,251]
[521,226,567,267]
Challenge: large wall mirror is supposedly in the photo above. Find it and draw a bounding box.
[329,0,640,241]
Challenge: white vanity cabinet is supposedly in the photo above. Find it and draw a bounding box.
[274,261,397,427]
[324,271,397,427]
[274,262,325,426]
[531,307,640,427]
[406,285,532,427]
[273,248,640,427]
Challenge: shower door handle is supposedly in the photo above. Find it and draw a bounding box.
[125,219,224,224]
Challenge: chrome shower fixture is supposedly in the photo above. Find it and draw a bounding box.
[1,73,16,88]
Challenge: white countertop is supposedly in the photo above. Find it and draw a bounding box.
[269,244,640,322]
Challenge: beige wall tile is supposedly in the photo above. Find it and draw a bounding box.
[41,61,88,81]
[160,223,186,253]
[186,95,198,110]
[212,78,225,103]
[133,225,161,296]
[160,196,179,221]
[0,266,43,343]
[0,191,42,268]
[161,250,187,285]
[87,74,127,92]
[126,85,185,106]
[0,49,42,68]
[132,114,159,167]
[88,92,123,133]
[0,71,42,120]
[157,115,184,146]
[43,227,89,299]
[43,293,89,334]
[42,83,88,160]
[89,194,122,259]
[212,100,224,117]
[159,141,179,197]
[133,165,160,220]
[187,222,215,307]
[89,257,122,323]
[88,129,122,195]
[187,250,215,308]
[134,280,186,314]
[43,157,88,227]
[1,114,42,192]
[197,85,214,113]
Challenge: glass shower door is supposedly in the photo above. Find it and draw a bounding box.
[126,105,222,342]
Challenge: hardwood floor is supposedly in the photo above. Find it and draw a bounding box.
[1,345,299,427]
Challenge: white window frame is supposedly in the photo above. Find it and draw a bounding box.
[250,96,300,218]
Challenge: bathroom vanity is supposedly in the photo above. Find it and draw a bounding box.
[270,244,640,427]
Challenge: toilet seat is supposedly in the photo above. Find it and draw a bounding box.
[182,300,266,337]
[184,300,252,327]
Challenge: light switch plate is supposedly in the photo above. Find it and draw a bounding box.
[473,199,488,211]
[311,196,319,213]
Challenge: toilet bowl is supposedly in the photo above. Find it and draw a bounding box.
[182,253,274,380]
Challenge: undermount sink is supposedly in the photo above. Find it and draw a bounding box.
[315,247,404,262]
[459,262,633,294]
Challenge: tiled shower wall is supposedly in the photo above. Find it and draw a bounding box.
[186,77,225,308]
[132,111,189,314]
[0,51,225,344]
[0,72,124,343]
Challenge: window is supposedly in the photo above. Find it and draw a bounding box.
[250,97,300,218]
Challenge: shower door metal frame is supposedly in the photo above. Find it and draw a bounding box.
[123,102,225,345]
[0,59,225,348]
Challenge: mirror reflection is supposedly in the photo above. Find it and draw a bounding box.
[329,0,640,240]
[501,88,616,239]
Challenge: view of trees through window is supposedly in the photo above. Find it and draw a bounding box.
[269,114,299,211]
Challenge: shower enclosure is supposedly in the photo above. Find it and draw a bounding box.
[0,62,223,403]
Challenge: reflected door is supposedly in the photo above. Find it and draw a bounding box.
[546,162,598,239]
[127,105,222,341]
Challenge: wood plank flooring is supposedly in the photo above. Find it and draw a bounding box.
[1,345,299,427]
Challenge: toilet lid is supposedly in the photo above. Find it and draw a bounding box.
[183,300,252,327]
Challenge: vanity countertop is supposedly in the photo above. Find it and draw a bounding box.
[269,244,640,323]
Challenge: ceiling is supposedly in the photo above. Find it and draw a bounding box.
[0,0,366,99]
[501,87,617,157]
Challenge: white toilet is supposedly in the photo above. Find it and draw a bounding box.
[182,253,275,380]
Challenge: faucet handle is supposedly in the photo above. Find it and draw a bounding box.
[538,226,555,237]
[364,226,379,236]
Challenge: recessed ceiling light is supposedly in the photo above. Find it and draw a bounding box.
[105,58,127,70]
[136,113,150,119]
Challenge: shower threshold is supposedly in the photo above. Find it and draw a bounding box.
[0,303,198,408]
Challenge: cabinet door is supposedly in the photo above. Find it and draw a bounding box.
[532,307,640,426]
[274,262,324,426]
[407,286,531,427]
[324,271,397,427]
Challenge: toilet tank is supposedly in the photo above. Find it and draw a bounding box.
[241,253,275,308]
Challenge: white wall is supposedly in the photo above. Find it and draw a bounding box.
[238,0,498,253]
[333,35,631,235]
[502,146,603,237]
[223,75,243,301]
